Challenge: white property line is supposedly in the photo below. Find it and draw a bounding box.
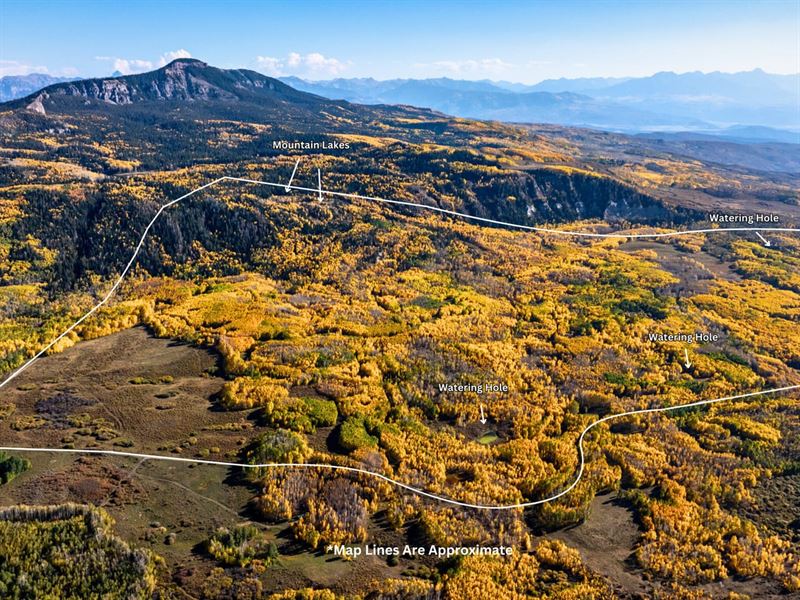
[225,176,800,240]
[7,171,791,393]
[0,178,227,392]
[0,174,799,510]
[2,172,796,392]
[1,385,798,510]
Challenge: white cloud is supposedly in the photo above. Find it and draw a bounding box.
[286,52,302,68]
[113,58,153,75]
[303,52,347,75]
[159,49,192,67]
[95,50,192,76]
[256,52,349,78]
[255,56,284,76]
[0,60,50,76]
[414,58,514,77]
[95,55,153,75]
[0,61,81,78]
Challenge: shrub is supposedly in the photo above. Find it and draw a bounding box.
[338,417,378,453]
[220,377,289,410]
[258,396,339,434]
[242,430,311,478]
[11,415,46,431]
[0,452,30,484]
[0,403,15,420]
[302,397,338,427]
[207,523,278,567]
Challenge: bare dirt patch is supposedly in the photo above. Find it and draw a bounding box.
[0,327,255,456]
[549,492,650,598]
[621,240,741,295]
[0,454,146,507]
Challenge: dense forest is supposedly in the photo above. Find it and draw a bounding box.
[0,504,157,598]
[0,61,798,598]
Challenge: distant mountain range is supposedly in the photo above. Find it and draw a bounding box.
[281,70,799,138]
[2,66,796,140]
[0,73,77,102]
[0,58,432,141]
[281,76,704,132]
[2,59,797,222]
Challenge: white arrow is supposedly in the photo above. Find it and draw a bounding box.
[479,404,487,424]
[317,169,323,202]
[285,159,300,192]
[755,232,772,247]
[684,348,692,369]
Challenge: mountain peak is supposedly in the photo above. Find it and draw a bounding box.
[5,59,349,128]
[12,59,309,108]
[162,57,208,70]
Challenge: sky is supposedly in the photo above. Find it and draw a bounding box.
[1,0,798,82]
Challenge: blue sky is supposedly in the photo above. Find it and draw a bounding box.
[2,0,798,82]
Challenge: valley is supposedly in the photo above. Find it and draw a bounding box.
[0,58,798,599]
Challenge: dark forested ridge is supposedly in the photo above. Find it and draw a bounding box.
[1,60,796,296]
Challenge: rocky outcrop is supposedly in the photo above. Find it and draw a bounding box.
[25,93,46,115]
[461,170,702,227]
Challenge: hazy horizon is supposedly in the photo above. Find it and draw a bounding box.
[2,0,798,83]
[4,59,798,88]
[273,66,800,84]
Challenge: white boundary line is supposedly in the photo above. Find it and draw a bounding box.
[1,385,798,510]
[0,178,226,391]
[3,172,796,391]
[285,159,300,192]
[0,174,799,510]
[223,176,800,239]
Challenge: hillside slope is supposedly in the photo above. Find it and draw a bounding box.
[1,60,800,599]
[0,59,797,298]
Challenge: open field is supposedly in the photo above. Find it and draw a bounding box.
[0,327,250,456]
